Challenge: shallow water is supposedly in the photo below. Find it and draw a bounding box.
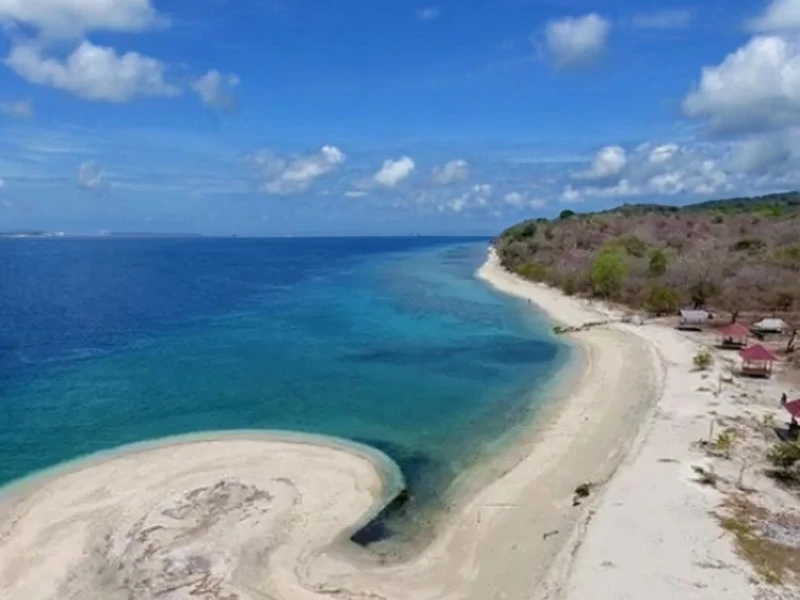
[0,237,569,539]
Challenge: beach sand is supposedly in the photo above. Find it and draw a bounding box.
[1,249,668,599]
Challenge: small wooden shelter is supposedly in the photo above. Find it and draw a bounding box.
[679,309,710,331]
[739,344,779,378]
[719,322,750,349]
[753,318,788,334]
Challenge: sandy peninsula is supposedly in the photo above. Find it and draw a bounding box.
[0,248,698,600]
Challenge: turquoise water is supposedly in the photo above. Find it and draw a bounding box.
[0,237,569,540]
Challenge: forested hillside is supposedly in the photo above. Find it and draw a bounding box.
[495,193,800,321]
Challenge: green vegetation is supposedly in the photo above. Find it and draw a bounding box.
[645,285,680,315]
[693,349,714,371]
[515,262,548,282]
[590,249,628,298]
[647,249,668,277]
[768,442,800,472]
[495,192,800,319]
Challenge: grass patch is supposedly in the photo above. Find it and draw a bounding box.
[717,496,800,585]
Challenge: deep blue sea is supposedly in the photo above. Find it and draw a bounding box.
[0,237,568,538]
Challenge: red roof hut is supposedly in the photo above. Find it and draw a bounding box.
[719,323,750,349]
[739,344,779,378]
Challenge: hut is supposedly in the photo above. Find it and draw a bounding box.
[719,322,750,349]
[752,318,788,340]
[739,344,779,378]
[678,309,711,331]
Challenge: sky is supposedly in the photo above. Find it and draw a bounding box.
[0,0,799,235]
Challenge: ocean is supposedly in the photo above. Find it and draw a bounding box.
[0,237,570,541]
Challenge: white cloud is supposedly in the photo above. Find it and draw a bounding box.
[6,40,180,102]
[563,143,735,202]
[414,6,440,21]
[77,160,103,190]
[728,132,798,175]
[631,9,694,29]
[373,156,415,188]
[0,178,5,191]
[192,70,240,111]
[431,159,469,184]
[748,0,800,33]
[0,99,33,118]
[575,145,627,180]
[561,185,583,203]
[250,146,347,195]
[682,35,800,133]
[0,0,164,38]
[648,143,679,163]
[505,191,546,208]
[430,183,494,213]
[544,13,610,69]
[344,190,368,198]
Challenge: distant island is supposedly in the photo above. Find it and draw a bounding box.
[0,231,205,238]
[495,191,800,326]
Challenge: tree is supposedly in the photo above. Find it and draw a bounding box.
[648,249,668,277]
[619,235,648,258]
[645,285,680,315]
[689,277,719,309]
[559,209,575,220]
[590,249,628,298]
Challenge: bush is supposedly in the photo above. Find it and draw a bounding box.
[767,442,800,471]
[645,285,680,315]
[714,429,737,458]
[504,220,538,243]
[693,349,714,370]
[515,262,548,282]
[731,237,767,254]
[648,249,668,277]
[590,249,628,299]
[619,235,648,258]
[562,275,577,296]
[559,209,575,220]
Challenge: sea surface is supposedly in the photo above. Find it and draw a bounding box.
[0,237,570,540]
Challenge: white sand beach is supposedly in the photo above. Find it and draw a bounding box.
[3,247,787,600]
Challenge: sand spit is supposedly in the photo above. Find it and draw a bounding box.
[0,249,663,600]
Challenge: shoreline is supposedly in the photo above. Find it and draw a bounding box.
[0,247,663,599]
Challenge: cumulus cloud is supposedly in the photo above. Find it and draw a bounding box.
[372,156,415,188]
[575,145,627,180]
[562,143,735,202]
[682,36,800,133]
[748,0,800,33]
[0,99,33,118]
[728,132,798,175]
[414,6,440,21]
[505,191,546,208]
[77,160,103,190]
[192,70,240,111]
[544,13,610,69]
[431,159,469,185]
[436,184,493,213]
[6,40,180,102]
[249,146,346,195]
[0,0,164,38]
[648,143,679,163]
[631,9,694,29]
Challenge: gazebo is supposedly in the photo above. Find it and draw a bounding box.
[739,344,779,378]
[719,323,750,349]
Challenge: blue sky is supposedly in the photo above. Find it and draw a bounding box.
[0,0,799,235]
